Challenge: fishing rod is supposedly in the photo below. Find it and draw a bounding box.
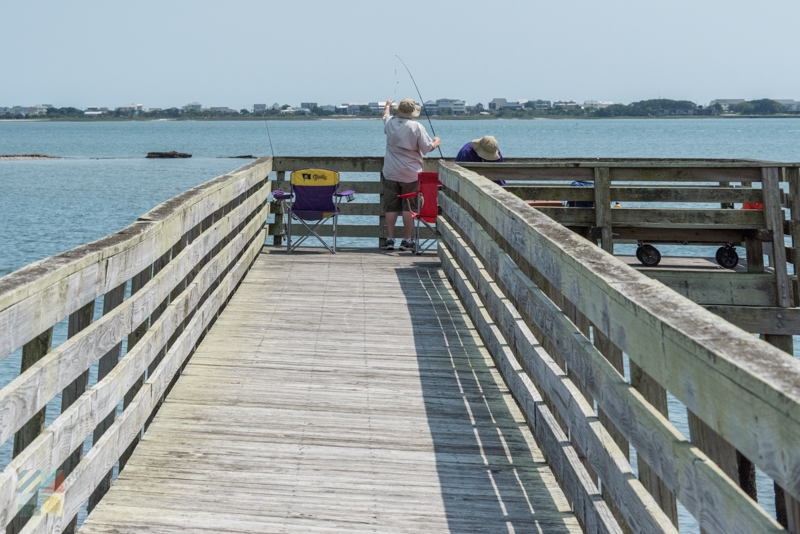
[263,120,275,159]
[395,55,444,159]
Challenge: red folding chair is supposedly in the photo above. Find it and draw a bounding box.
[397,171,442,255]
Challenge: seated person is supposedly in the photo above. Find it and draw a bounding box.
[455,136,505,185]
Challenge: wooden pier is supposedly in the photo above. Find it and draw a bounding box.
[0,156,799,533]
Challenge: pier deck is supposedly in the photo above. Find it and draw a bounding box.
[79,250,580,534]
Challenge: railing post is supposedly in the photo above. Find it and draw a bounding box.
[119,265,153,471]
[59,300,96,534]
[87,281,127,513]
[631,363,679,526]
[788,166,800,306]
[272,171,285,245]
[379,172,387,248]
[8,328,54,534]
[594,167,613,253]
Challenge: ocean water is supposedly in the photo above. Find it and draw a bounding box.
[2,118,799,530]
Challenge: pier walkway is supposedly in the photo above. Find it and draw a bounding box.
[80,251,579,533]
[2,156,800,534]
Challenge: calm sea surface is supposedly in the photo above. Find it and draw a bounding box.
[2,118,799,529]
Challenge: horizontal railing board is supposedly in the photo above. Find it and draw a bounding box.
[0,188,270,449]
[0,158,272,363]
[439,222,676,533]
[274,180,383,195]
[706,305,800,335]
[272,157,384,173]
[461,159,794,168]
[268,225,382,238]
[438,245,623,534]
[644,271,781,307]
[609,227,760,244]
[438,161,800,503]
[506,186,766,204]
[269,200,384,217]
[18,228,267,534]
[438,193,783,534]
[534,207,768,228]
[462,166,767,183]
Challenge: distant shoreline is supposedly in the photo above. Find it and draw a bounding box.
[3,115,800,123]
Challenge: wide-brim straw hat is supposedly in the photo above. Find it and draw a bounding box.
[472,136,501,161]
[395,98,421,119]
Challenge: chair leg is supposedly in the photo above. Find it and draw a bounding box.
[332,215,337,254]
[286,215,292,253]
[414,217,420,255]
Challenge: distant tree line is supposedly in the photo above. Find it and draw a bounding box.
[4,98,796,120]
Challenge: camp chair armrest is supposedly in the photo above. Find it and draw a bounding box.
[272,190,293,200]
[397,191,420,199]
[334,190,355,197]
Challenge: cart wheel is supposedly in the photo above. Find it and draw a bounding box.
[716,246,739,269]
[637,244,661,266]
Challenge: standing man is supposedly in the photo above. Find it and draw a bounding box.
[455,136,506,185]
[381,98,441,251]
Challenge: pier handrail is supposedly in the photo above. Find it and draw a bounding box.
[437,160,800,533]
[0,157,272,532]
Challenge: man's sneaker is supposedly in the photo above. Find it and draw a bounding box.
[399,239,415,251]
[381,238,395,250]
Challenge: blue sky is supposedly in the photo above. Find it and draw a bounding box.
[3,0,799,109]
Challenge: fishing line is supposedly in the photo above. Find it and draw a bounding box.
[263,120,275,159]
[395,55,444,159]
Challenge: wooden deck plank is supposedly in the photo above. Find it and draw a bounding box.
[79,249,581,533]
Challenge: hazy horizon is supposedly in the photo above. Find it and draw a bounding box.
[4,0,799,110]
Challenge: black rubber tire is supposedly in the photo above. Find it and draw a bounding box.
[636,246,644,264]
[639,244,661,266]
[716,247,739,269]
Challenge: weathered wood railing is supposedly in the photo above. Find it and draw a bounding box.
[437,160,800,533]
[0,157,272,533]
[463,158,800,362]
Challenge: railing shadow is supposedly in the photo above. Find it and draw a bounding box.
[396,265,578,533]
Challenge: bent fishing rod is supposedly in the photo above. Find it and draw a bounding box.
[395,55,444,159]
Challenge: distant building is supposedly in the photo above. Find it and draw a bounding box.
[296,107,311,115]
[503,101,524,110]
[774,99,798,112]
[368,102,384,114]
[209,107,238,113]
[321,105,336,112]
[343,102,368,115]
[436,98,466,115]
[254,104,267,111]
[530,99,551,110]
[584,100,612,109]
[423,100,438,115]
[271,103,281,110]
[28,105,50,116]
[300,102,317,109]
[10,106,28,116]
[146,108,162,112]
[184,102,202,111]
[0,107,9,115]
[553,100,579,109]
[488,98,507,111]
[118,103,142,112]
[709,99,744,112]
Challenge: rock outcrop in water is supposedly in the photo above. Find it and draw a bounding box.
[146,151,192,159]
[0,154,59,160]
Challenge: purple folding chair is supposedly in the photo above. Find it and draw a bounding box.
[272,168,354,253]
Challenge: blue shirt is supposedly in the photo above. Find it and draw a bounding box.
[454,142,506,186]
